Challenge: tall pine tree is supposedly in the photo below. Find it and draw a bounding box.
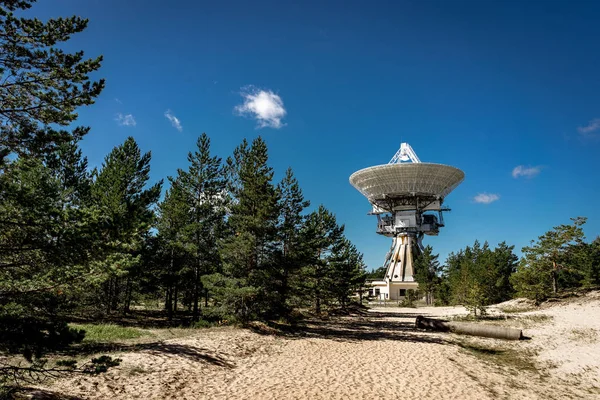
[90,137,162,313]
[300,205,344,314]
[175,133,227,320]
[218,136,280,319]
[275,168,310,316]
[414,245,441,305]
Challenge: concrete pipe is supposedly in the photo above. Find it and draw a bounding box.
[415,315,523,340]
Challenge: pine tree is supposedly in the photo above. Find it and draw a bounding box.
[512,217,587,301]
[0,0,104,162]
[175,133,227,320]
[275,168,310,315]
[414,245,441,305]
[218,136,280,319]
[443,240,517,313]
[490,241,518,303]
[0,139,100,363]
[0,1,117,387]
[328,238,366,309]
[90,137,162,313]
[155,181,189,319]
[300,205,344,314]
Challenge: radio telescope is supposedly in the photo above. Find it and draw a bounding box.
[349,143,464,300]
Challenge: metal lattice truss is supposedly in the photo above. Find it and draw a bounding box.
[389,143,421,164]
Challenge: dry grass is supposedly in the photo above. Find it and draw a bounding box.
[570,328,599,343]
[450,313,551,330]
[456,341,541,376]
[497,305,537,313]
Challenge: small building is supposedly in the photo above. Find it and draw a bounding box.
[367,279,418,301]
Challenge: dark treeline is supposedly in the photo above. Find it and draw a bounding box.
[54,133,367,323]
[0,0,366,392]
[148,133,367,322]
[412,217,600,313]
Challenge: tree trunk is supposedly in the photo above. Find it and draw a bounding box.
[204,287,209,308]
[192,266,200,321]
[111,277,120,312]
[416,316,523,340]
[173,285,178,316]
[279,269,289,316]
[166,248,175,320]
[166,287,173,320]
[552,261,559,294]
[104,279,112,314]
[124,276,132,314]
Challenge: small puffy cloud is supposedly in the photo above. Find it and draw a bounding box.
[115,113,136,127]
[473,193,500,204]
[164,110,182,132]
[234,86,287,129]
[512,165,542,179]
[578,118,600,138]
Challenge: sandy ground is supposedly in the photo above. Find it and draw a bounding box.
[30,295,600,400]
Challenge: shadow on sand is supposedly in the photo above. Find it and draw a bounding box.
[57,341,234,368]
[250,309,448,346]
[14,388,84,400]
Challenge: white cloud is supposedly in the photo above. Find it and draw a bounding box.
[115,113,136,127]
[512,165,542,179]
[473,193,500,204]
[578,118,600,138]
[164,110,182,132]
[115,98,123,104]
[234,86,287,129]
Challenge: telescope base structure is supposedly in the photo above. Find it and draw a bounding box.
[368,233,420,301]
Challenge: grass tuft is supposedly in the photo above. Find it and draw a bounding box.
[570,328,598,342]
[70,323,150,342]
[457,341,540,375]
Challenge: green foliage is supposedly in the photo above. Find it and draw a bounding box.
[414,245,441,305]
[219,137,280,318]
[83,356,122,374]
[0,0,110,391]
[567,237,600,288]
[511,217,588,301]
[0,0,104,161]
[191,320,213,329]
[69,324,147,342]
[464,282,488,317]
[0,142,101,361]
[89,137,162,313]
[399,289,417,307]
[298,205,344,313]
[275,168,310,315]
[444,240,518,312]
[155,133,227,320]
[365,266,386,280]
[328,238,367,308]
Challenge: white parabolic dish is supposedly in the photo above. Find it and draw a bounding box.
[349,163,465,206]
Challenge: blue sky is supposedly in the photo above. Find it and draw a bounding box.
[29,0,600,269]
